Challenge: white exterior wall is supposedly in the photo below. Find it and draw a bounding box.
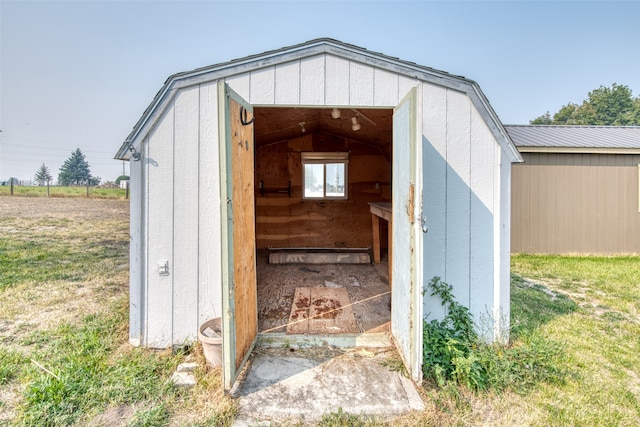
[131,52,511,347]
[421,82,510,340]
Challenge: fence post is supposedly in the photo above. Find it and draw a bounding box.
[47,181,50,197]
[126,181,129,200]
[10,179,14,196]
[86,181,89,198]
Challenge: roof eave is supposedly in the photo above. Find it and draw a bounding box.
[517,146,640,155]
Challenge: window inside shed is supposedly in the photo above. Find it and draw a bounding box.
[302,152,349,199]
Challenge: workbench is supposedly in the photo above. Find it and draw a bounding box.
[368,202,392,286]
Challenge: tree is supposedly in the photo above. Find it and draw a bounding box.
[34,163,53,186]
[115,175,129,186]
[58,148,92,186]
[531,83,640,126]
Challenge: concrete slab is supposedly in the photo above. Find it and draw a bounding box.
[232,347,424,426]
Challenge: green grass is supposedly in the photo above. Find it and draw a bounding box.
[490,255,640,425]
[2,196,639,426]
[19,304,180,426]
[0,198,236,426]
[0,185,127,199]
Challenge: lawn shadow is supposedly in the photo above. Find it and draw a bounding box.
[510,273,578,339]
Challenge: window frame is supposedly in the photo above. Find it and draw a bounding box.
[301,152,349,200]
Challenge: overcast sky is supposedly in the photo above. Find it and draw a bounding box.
[1,0,639,183]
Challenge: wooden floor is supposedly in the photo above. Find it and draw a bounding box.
[256,250,391,335]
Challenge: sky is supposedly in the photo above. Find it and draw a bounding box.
[1,0,639,183]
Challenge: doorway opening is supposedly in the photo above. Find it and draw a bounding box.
[252,106,394,342]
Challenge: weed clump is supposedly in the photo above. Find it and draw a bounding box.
[423,277,568,393]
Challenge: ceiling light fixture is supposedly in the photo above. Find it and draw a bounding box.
[351,116,361,132]
[299,122,306,133]
[331,108,341,119]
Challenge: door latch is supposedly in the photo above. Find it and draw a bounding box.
[420,216,429,234]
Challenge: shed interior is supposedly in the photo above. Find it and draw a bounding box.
[252,106,394,335]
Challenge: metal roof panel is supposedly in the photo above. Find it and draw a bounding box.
[505,125,640,150]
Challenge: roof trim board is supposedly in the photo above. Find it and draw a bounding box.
[517,146,640,155]
[116,38,521,162]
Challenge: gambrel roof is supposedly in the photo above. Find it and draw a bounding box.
[115,38,520,161]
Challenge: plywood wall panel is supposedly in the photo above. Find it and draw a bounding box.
[254,134,390,249]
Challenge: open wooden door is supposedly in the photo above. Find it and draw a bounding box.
[391,86,424,383]
[218,82,258,391]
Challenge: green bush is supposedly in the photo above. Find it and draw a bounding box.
[423,277,568,393]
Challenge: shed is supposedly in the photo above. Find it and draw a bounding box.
[115,39,521,388]
[507,125,640,254]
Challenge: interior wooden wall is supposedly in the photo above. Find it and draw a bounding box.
[255,132,391,249]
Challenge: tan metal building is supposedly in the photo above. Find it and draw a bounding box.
[507,125,640,254]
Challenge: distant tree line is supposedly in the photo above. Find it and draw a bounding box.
[531,83,640,126]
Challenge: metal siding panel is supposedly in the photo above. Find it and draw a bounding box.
[146,102,175,348]
[275,61,301,105]
[349,61,374,106]
[422,83,448,322]
[300,55,325,105]
[198,81,222,326]
[445,90,471,307]
[173,86,200,344]
[325,55,350,105]
[250,66,275,104]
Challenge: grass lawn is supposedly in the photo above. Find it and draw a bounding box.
[1,195,638,426]
[0,185,127,199]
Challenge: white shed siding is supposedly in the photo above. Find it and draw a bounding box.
[172,87,200,343]
[325,55,350,105]
[421,82,505,337]
[374,68,399,106]
[145,105,175,347]
[131,49,512,347]
[422,83,448,322]
[129,152,143,346]
[469,104,497,334]
[249,66,275,104]
[445,89,472,308]
[349,62,375,105]
[300,56,325,105]
[496,149,512,340]
[198,81,222,327]
[275,62,301,104]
